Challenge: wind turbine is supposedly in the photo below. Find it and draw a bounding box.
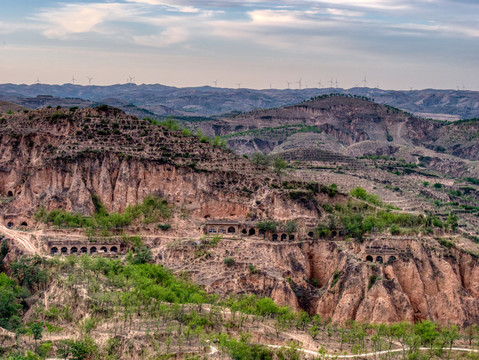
[317,80,322,89]
[236,83,242,89]
[36,77,40,84]
[286,81,291,89]
[362,76,367,87]
[71,76,76,85]
[297,78,302,90]
[127,75,135,84]
[329,78,334,88]
[213,80,218,87]
[335,79,339,88]
[87,77,93,86]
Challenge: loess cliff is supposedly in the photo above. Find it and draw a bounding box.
[1,105,478,327]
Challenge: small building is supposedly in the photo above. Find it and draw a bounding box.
[204,220,240,235]
[365,245,398,264]
[47,239,121,256]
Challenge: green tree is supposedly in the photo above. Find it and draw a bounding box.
[257,220,278,238]
[273,157,287,177]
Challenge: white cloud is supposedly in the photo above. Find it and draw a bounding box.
[133,27,188,46]
[34,3,143,39]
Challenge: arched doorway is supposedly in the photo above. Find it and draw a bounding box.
[100,246,108,252]
[281,234,287,241]
[331,231,337,237]
[376,256,383,264]
[51,247,58,255]
[241,229,247,234]
[20,222,27,227]
[218,227,226,234]
[7,191,13,197]
[248,228,256,236]
[366,255,373,262]
[308,232,314,238]
[289,234,295,241]
[61,247,68,255]
[81,247,88,254]
[7,222,13,228]
[228,227,236,234]
[71,247,78,254]
[90,247,97,254]
[272,234,278,241]
[388,256,397,263]
[110,246,118,253]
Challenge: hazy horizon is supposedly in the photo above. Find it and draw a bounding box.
[1,0,478,90]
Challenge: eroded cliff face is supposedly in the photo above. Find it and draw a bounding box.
[158,238,479,326]
[0,107,320,225]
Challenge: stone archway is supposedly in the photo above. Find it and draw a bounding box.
[366,255,373,262]
[272,234,278,241]
[331,230,337,237]
[7,222,13,228]
[289,234,295,241]
[90,247,97,254]
[308,232,314,238]
[228,227,236,234]
[51,247,58,255]
[248,228,256,236]
[61,247,68,255]
[110,246,118,253]
[7,191,13,197]
[281,234,287,241]
[376,256,383,264]
[388,255,397,263]
[100,246,108,252]
[241,229,247,234]
[20,222,28,227]
[81,247,88,254]
[71,247,78,254]
[218,227,226,234]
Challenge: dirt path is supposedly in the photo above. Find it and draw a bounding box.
[0,225,37,254]
[267,344,479,358]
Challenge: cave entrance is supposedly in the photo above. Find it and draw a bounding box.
[227,227,236,234]
[248,228,256,236]
[272,234,278,241]
[7,191,13,197]
[20,222,28,227]
[308,232,314,238]
[281,234,287,241]
[7,222,13,228]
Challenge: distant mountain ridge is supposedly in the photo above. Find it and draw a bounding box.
[0,83,478,119]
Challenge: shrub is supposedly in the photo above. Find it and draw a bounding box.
[433,183,442,189]
[157,223,171,231]
[223,258,236,267]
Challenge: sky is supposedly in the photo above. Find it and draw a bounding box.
[0,0,478,90]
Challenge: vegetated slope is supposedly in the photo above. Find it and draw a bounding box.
[198,95,479,162]
[1,105,479,329]
[1,83,479,118]
[0,106,319,223]
[0,100,25,113]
